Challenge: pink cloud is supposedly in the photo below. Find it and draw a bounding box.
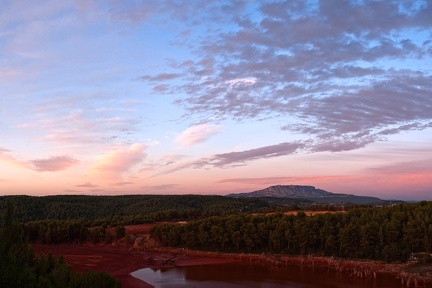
[175,124,222,147]
[137,1,432,155]
[0,148,31,170]
[17,109,140,149]
[161,154,187,165]
[1,148,78,172]
[0,68,23,83]
[76,182,98,188]
[217,159,432,200]
[141,184,180,192]
[208,142,305,167]
[149,160,199,178]
[151,142,305,176]
[217,176,344,186]
[92,143,146,182]
[30,156,79,172]
[140,73,181,81]
[110,181,134,186]
[139,154,187,174]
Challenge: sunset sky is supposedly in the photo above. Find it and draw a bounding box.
[1,0,431,200]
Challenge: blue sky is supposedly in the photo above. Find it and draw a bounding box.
[1,0,431,200]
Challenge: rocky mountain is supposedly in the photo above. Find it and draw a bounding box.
[228,185,400,205]
[229,185,332,198]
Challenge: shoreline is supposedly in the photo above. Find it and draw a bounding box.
[149,247,432,287]
[33,243,432,288]
[33,244,154,288]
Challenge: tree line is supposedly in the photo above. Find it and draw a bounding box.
[150,201,432,263]
[0,203,120,288]
[0,195,272,223]
[23,220,130,245]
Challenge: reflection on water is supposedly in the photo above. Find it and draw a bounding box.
[131,262,401,288]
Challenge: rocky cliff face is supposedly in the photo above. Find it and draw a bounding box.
[227,185,398,205]
[229,185,333,198]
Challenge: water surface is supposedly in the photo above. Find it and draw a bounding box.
[131,261,400,288]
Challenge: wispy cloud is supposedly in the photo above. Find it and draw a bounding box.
[92,143,146,182]
[140,73,181,81]
[217,159,432,200]
[368,158,432,175]
[1,148,79,172]
[139,1,432,153]
[152,141,305,176]
[76,182,98,188]
[208,142,305,167]
[31,156,79,172]
[2,1,432,198]
[140,153,187,173]
[217,176,344,186]
[175,124,222,147]
[141,184,180,192]
[0,148,31,170]
[16,109,140,148]
[111,181,134,186]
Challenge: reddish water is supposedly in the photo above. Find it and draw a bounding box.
[131,261,401,288]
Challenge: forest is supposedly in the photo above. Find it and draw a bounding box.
[0,203,120,288]
[2,194,432,266]
[150,201,432,263]
[0,194,272,224]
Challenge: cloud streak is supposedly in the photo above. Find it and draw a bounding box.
[1,1,432,199]
[139,0,432,154]
[92,143,146,183]
[76,182,98,188]
[153,141,305,176]
[0,148,31,170]
[141,184,180,192]
[31,156,79,172]
[217,176,345,186]
[1,148,78,172]
[175,124,222,147]
[208,142,305,167]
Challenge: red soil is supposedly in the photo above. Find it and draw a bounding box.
[32,223,432,288]
[106,223,155,237]
[32,223,236,288]
[33,243,237,288]
[283,210,346,216]
[33,244,153,288]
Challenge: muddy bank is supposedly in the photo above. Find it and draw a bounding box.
[150,247,432,287]
[33,244,153,288]
[33,222,432,288]
[32,244,236,288]
[33,243,432,288]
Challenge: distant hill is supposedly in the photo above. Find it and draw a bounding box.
[229,185,331,198]
[228,185,402,205]
[0,194,272,223]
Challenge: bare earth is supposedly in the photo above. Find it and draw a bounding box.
[32,223,432,288]
[32,223,235,288]
[33,243,239,288]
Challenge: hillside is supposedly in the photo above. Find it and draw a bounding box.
[229,185,331,198]
[228,185,401,205]
[0,194,271,223]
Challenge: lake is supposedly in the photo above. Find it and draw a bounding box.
[131,261,401,287]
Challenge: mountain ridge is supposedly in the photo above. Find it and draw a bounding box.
[227,185,401,205]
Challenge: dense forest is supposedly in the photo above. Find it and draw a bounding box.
[0,195,272,224]
[0,194,273,246]
[150,201,432,263]
[0,203,120,288]
[3,195,432,265]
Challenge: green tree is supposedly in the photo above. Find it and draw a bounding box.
[0,202,121,288]
[115,226,126,239]
[0,202,36,287]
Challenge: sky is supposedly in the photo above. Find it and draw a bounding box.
[1,0,431,200]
